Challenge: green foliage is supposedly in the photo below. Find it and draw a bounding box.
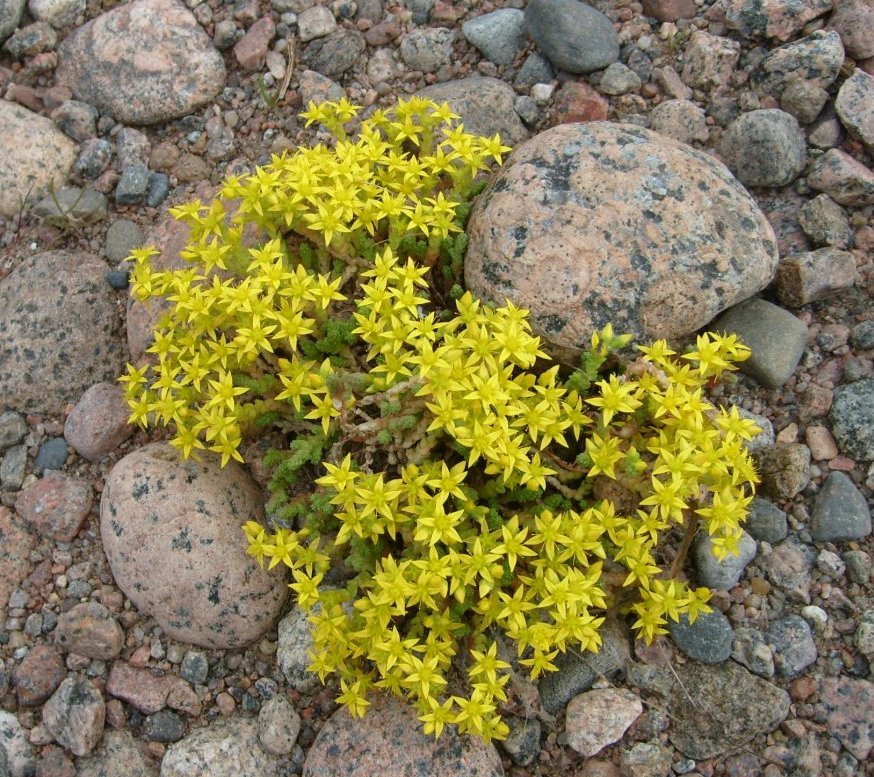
[121,97,760,744]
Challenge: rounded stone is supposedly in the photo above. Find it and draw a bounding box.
[64,382,134,462]
[829,378,874,460]
[719,109,807,188]
[829,0,874,60]
[303,693,503,777]
[0,250,126,415]
[55,0,226,125]
[524,0,619,74]
[462,8,526,66]
[465,122,778,357]
[100,443,288,649]
[668,609,734,664]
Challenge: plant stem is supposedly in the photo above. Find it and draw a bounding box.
[668,512,698,580]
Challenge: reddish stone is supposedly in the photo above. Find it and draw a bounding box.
[819,677,874,760]
[40,86,73,112]
[12,645,66,706]
[35,745,75,777]
[828,455,857,471]
[7,84,44,113]
[364,21,401,46]
[106,663,174,714]
[551,81,609,124]
[641,0,696,21]
[14,471,93,542]
[63,382,133,462]
[54,601,125,660]
[234,16,275,70]
[0,507,37,610]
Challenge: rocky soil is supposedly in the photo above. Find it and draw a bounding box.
[0,0,873,775]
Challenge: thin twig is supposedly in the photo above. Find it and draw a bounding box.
[668,511,698,580]
[279,35,296,101]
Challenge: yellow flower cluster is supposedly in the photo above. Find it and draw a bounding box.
[120,98,507,464]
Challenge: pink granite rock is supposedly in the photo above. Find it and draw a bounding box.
[0,250,126,415]
[724,0,832,41]
[55,0,225,125]
[641,0,696,21]
[0,507,36,611]
[54,601,125,660]
[465,122,779,359]
[15,471,93,542]
[11,645,66,707]
[550,81,609,124]
[828,0,874,60]
[234,16,275,70]
[819,676,874,760]
[303,693,503,777]
[681,31,740,92]
[100,443,287,649]
[64,382,134,462]
[106,662,177,714]
[565,688,643,757]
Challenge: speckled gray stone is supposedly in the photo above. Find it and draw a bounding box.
[55,0,226,125]
[462,8,526,66]
[301,28,365,77]
[105,219,145,263]
[0,411,26,450]
[724,0,831,41]
[524,0,619,74]
[115,164,151,205]
[766,614,817,677]
[731,627,775,678]
[719,109,807,188]
[835,69,874,148]
[754,443,811,500]
[810,471,872,541]
[745,497,788,544]
[0,0,25,43]
[33,187,108,225]
[399,27,454,72]
[797,194,853,248]
[668,609,734,663]
[100,443,288,649]
[466,122,779,359]
[710,298,807,389]
[752,30,844,100]
[76,730,158,777]
[829,379,874,460]
[0,250,126,415]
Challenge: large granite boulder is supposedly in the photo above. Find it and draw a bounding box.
[465,122,779,358]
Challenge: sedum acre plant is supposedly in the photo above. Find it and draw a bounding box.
[121,97,760,742]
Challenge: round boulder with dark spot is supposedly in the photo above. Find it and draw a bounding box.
[55,0,225,125]
[465,122,779,358]
[0,250,126,415]
[100,443,288,649]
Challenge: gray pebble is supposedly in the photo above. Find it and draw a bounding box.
[810,471,872,542]
[598,62,642,95]
[0,441,25,485]
[737,408,774,453]
[462,8,526,66]
[754,443,811,500]
[258,694,301,755]
[116,127,150,169]
[719,109,807,188]
[105,270,130,290]
[745,498,788,544]
[797,194,853,249]
[766,614,817,677]
[627,663,674,697]
[180,650,209,685]
[829,378,874,460]
[835,69,874,148]
[779,79,828,125]
[524,0,619,74]
[399,27,454,73]
[34,437,68,472]
[514,95,540,126]
[731,627,775,678]
[843,549,873,584]
[73,138,113,180]
[0,412,26,451]
[301,28,366,77]
[668,609,734,664]
[33,187,108,225]
[710,297,808,389]
[515,52,554,87]
[115,165,151,205]
[104,219,144,263]
[501,716,540,766]
[213,19,240,49]
[851,321,874,350]
[51,100,97,142]
[143,709,185,742]
[405,0,433,25]
[693,530,757,590]
[3,20,56,58]
[146,172,170,208]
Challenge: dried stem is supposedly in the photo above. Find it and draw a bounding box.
[668,511,698,580]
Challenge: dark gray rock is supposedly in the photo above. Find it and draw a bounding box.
[810,471,872,541]
[524,0,619,74]
[180,650,209,685]
[301,28,365,77]
[538,617,630,714]
[668,609,734,664]
[74,138,113,179]
[0,251,126,415]
[462,8,526,66]
[668,661,790,759]
[830,379,874,460]
[766,614,817,677]
[146,172,170,207]
[34,438,68,472]
[710,298,807,389]
[416,76,528,146]
[719,109,807,188]
[143,709,185,742]
[745,498,788,544]
[115,164,151,205]
[515,52,554,87]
